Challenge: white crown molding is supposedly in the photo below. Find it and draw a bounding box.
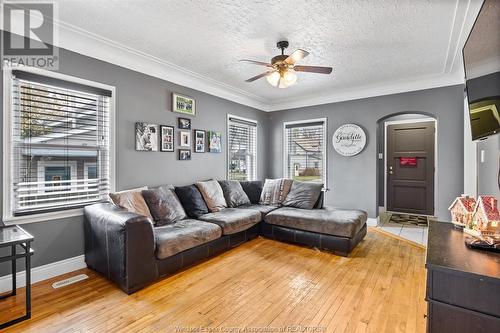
[266,71,465,111]
[0,255,86,293]
[3,1,482,113]
[52,21,271,111]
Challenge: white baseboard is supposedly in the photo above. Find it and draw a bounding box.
[0,255,87,293]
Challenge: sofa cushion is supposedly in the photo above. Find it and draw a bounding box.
[264,207,367,239]
[142,185,187,226]
[259,178,293,206]
[239,181,263,204]
[196,180,227,212]
[174,185,209,218]
[282,181,324,210]
[154,219,222,259]
[109,187,153,220]
[199,208,261,235]
[218,180,251,207]
[238,204,279,218]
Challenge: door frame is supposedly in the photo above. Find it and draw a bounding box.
[383,117,438,216]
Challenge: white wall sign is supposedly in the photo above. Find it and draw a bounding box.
[332,124,367,156]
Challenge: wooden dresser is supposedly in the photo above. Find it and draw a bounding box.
[425,222,500,332]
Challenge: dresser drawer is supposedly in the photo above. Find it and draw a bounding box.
[428,269,500,317]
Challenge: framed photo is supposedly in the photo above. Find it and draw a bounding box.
[160,125,174,152]
[179,130,191,147]
[178,117,191,130]
[178,149,191,160]
[208,131,222,153]
[135,122,158,151]
[172,93,196,116]
[194,129,206,153]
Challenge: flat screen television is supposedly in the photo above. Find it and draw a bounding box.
[462,0,500,141]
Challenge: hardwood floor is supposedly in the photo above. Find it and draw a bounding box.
[0,228,426,333]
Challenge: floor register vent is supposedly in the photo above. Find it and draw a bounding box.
[52,274,89,289]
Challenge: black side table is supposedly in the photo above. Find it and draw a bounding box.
[0,225,34,329]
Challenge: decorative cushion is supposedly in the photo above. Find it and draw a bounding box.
[259,178,293,206]
[265,206,367,239]
[109,187,153,219]
[198,208,261,235]
[218,180,251,207]
[282,181,324,210]
[142,185,187,226]
[196,180,227,212]
[174,185,209,218]
[239,181,263,204]
[154,219,222,259]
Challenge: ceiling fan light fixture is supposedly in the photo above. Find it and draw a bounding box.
[283,70,297,86]
[266,71,280,87]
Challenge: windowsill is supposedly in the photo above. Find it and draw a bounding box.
[3,208,84,225]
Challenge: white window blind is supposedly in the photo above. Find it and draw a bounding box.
[9,70,111,216]
[284,119,326,183]
[227,116,257,181]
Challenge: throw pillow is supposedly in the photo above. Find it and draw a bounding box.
[142,185,187,226]
[109,187,153,219]
[282,181,324,209]
[259,178,293,206]
[174,185,209,218]
[239,180,263,204]
[218,180,251,207]
[196,180,227,212]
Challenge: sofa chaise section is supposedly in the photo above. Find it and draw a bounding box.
[262,206,367,256]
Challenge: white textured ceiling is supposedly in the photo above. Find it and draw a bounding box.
[47,0,481,110]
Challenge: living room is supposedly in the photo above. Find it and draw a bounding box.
[0,1,498,332]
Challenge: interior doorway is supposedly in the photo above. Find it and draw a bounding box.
[385,120,435,216]
[375,114,437,246]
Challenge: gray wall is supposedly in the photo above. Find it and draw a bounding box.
[268,85,465,220]
[0,46,269,275]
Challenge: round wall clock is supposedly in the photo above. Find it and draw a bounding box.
[332,124,367,156]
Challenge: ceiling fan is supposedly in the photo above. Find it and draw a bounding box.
[240,40,333,88]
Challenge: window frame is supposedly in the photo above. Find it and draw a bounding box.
[226,114,258,181]
[283,118,328,186]
[2,67,116,224]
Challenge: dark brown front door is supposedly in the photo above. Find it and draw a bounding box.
[387,121,435,215]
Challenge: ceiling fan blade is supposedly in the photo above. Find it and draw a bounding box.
[294,65,333,74]
[239,59,273,67]
[285,49,309,64]
[245,71,274,82]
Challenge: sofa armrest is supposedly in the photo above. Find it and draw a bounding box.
[84,203,158,294]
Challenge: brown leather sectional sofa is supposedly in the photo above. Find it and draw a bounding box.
[84,181,367,294]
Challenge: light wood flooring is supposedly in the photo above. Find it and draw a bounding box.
[0,228,427,333]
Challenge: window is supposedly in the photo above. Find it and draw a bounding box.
[4,70,113,217]
[227,115,257,181]
[283,118,327,183]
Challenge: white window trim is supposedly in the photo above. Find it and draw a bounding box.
[283,118,328,186]
[84,162,98,190]
[226,114,258,181]
[37,160,78,194]
[2,67,116,225]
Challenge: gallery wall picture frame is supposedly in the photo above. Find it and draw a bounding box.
[135,122,159,151]
[160,125,174,152]
[207,130,222,153]
[179,130,192,147]
[178,117,191,129]
[194,129,206,153]
[178,149,191,160]
[172,93,196,116]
